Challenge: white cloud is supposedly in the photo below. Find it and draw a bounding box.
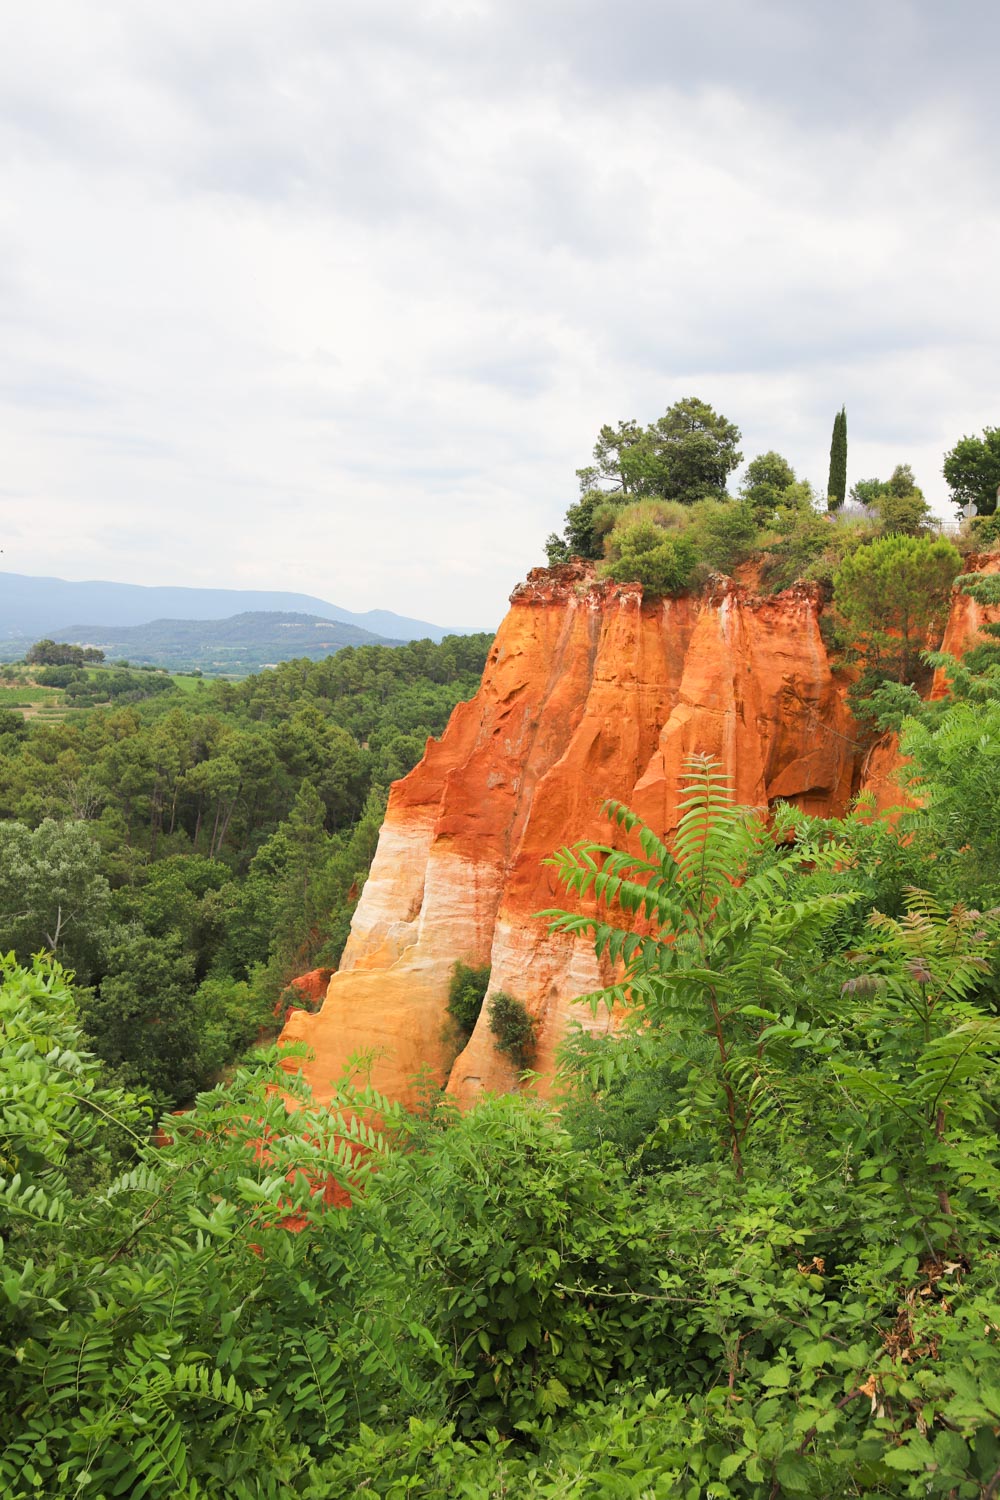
[1,1,997,626]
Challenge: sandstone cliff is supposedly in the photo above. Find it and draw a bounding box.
[280,562,872,1107]
[858,553,1000,818]
[931,552,1000,696]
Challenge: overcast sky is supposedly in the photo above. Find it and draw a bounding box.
[1,1,997,628]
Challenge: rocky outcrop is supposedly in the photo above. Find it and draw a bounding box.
[279,555,1000,1108]
[274,969,334,1017]
[280,563,868,1107]
[931,552,1000,697]
[858,734,911,819]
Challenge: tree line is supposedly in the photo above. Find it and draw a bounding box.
[547,398,1000,592]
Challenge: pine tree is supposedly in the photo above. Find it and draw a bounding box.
[827,405,847,510]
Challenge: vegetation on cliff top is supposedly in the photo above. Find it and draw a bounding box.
[545,399,987,616]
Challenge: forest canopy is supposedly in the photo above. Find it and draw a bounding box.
[0,632,492,1108]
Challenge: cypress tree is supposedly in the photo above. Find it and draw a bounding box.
[827,406,847,510]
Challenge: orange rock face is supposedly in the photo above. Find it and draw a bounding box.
[287,969,334,1006]
[280,563,868,1108]
[279,557,1000,1109]
[931,553,1000,697]
[858,553,1000,816]
[858,734,911,819]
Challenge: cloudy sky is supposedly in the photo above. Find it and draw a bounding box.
[1,1,996,628]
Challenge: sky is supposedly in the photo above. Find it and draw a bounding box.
[1,0,997,629]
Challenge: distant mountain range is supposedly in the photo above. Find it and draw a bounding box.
[28,611,406,675]
[0,572,477,644]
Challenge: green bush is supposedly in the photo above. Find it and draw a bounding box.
[876,496,931,536]
[487,991,536,1066]
[603,521,698,594]
[34,665,84,687]
[967,511,1000,549]
[447,961,490,1036]
[694,497,759,573]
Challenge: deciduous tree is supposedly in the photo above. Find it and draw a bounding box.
[943,424,1000,515]
[738,449,796,522]
[632,396,742,503]
[0,819,109,978]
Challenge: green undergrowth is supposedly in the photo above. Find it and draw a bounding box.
[5,708,1000,1495]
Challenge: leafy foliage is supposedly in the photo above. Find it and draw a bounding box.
[834,533,961,682]
[486,991,536,1067]
[0,818,110,979]
[603,519,699,593]
[738,449,796,523]
[447,961,491,1036]
[943,424,1000,516]
[575,398,743,505]
[544,756,860,1176]
[4,713,1000,1495]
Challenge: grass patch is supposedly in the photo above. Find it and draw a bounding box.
[0,686,60,706]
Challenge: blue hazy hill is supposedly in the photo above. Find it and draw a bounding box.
[0,572,479,644]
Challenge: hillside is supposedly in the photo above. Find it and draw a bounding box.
[33,610,404,675]
[0,571,481,644]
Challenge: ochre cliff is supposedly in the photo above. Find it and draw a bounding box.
[280,562,871,1107]
[856,554,1000,818]
[932,552,1000,696]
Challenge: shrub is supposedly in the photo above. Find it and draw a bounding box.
[966,512,1000,550]
[34,665,84,687]
[603,521,698,594]
[447,962,490,1036]
[872,472,932,536]
[0,708,27,741]
[487,991,536,1067]
[692,497,758,574]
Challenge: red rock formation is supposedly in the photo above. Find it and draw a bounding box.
[275,968,334,1018]
[931,553,1000,698]
[279,554,1000,1110]
[859,552,1000,815]
[280,563,865,1108]
[858,734,911,819]
[279,554,1000,1108]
